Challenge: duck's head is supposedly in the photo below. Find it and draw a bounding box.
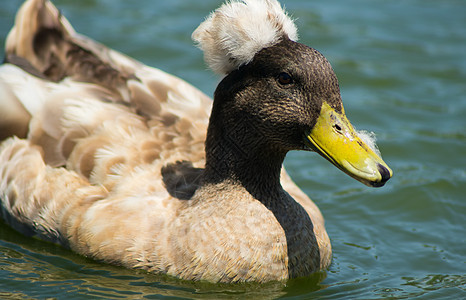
[193,0,392,187]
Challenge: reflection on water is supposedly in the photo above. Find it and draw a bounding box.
[0,0,465,299]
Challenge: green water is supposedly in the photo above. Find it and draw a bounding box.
[0,0,465,299]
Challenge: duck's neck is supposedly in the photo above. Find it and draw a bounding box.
[203,99,286,201]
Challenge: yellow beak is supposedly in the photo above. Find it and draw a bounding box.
[305,103,393,187]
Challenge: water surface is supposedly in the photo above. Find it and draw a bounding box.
[0,0,465,299]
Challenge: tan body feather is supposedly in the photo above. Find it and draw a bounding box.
[0,0,331,282]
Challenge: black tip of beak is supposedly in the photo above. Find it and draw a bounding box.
[377,163,391,185]
[369,164,391,188]
[378,164,391,183]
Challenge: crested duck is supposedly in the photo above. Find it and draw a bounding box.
[0,0,392,282]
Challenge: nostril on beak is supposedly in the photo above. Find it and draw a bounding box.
[377,164,391,184]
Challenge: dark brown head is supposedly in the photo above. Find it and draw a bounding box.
[213,38,341,151]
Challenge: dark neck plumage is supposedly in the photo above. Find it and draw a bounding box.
[202,86,286,201]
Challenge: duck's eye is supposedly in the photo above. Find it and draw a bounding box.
[277,72,293,86]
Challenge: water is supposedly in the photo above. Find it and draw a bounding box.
[0,0,465,298]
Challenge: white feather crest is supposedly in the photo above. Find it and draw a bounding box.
[192,0,298,75]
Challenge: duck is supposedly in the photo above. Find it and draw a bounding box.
[0,0,392,283]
